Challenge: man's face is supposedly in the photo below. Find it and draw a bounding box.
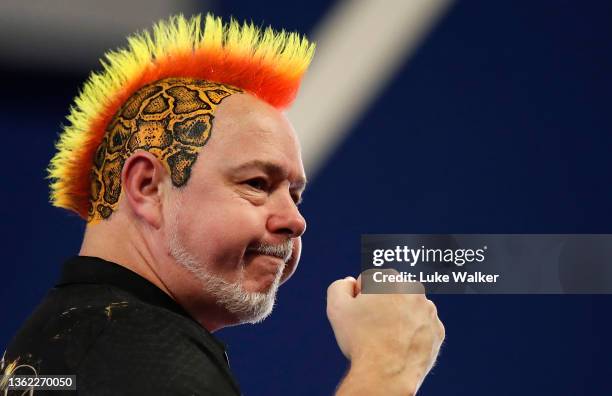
[163,93,307,324]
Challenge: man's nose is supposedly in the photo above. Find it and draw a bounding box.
[266,193,307,238]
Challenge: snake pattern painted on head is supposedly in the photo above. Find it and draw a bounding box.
[89,78,242,222]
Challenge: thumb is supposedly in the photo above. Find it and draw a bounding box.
[327,276,358,304]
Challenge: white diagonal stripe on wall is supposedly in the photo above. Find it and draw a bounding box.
[288,0,454,177]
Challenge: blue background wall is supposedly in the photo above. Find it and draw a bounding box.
[2,1,611,394]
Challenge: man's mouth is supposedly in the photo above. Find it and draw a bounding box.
[246,239,293,263]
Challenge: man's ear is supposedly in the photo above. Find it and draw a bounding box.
[121,151,168,229]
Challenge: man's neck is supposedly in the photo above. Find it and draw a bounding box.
[79,217,175,301]
[79,217,236,332]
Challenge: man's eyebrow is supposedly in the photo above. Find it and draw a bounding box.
[230,160,308,189]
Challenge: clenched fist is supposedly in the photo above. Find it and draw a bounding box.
[327,274,445,396]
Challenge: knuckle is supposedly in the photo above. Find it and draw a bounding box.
[326,298,341,319]
[410,293,427,307]
[426,299,438,314]
[407,281,426,294]
[326,280,341,296]
[437,320,446,339]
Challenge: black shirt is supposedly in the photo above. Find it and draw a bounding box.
[2,256,241,395]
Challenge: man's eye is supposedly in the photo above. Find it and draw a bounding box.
[292,194,303,206]
[245,178,268,191]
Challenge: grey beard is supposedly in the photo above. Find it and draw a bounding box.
[167,200,285,324]
[247,239,293,263]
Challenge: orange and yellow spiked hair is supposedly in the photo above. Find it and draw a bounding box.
[48,13,315,220]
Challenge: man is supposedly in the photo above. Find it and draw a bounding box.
[2,14,444,395]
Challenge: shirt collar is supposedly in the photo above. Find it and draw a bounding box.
[56,255,228,353]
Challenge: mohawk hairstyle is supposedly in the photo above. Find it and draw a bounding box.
[48,13,315,220]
